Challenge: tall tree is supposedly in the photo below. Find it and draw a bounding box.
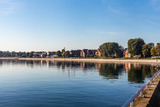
[65,51,70,57]
[142,44,149,58]
[147,43,154,57]
[26,52,30,57]
[99,42,123,57]
[156,43,160,56]
[142,43,154,57]
[147,43,154,50]
[128,38,145,56]
[117,46,124,57]
[151,46,156,56]
[56,50,61,57]
[29,51,34,58]
[62,52,65,57]
[62,48,65,53]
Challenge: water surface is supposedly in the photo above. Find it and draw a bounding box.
[0,60,157,107]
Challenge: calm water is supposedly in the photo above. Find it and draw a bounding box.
[0,60,157,107]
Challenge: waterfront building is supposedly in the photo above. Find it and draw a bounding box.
[70,50,81,57]
[124,48,131,58]
[80,49,98,57]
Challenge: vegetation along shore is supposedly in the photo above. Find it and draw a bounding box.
[0,38,160,60]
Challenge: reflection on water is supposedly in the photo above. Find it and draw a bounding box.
[0,59,158,107]
[0,59,157,84]
[99,63,124,79]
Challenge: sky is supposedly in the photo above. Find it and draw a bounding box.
[0,0,160,52]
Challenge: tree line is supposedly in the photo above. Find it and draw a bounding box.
[0,38,159,58]
[99,38,160,58]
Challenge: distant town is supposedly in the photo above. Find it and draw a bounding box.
[0,38,160,59]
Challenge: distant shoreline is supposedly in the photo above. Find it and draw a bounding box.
[0,57,160,64]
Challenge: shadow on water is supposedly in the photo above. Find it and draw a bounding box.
[128,64,157,83]
[0,59,157,84]
[99,63,124,79]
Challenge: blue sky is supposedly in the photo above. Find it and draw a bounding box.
[0,0,160,51]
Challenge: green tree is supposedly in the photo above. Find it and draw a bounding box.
[29,51,34,58]
[62,48,65,53]
[62,52,65,57]
[146,43,154,57]
[11,51,16,57]
[142,44,148,58]
[56,50,61,57]
[128,38,145,56]
[151,46,156,56]
[117,46,124,57]
[142,43,154,58]
[147,43,154,50]
[99,42,123,57]
[156,43,160,56]
[65,51,70,57]
[26,52,30,57]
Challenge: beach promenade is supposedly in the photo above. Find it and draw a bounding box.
[0,57,160,64]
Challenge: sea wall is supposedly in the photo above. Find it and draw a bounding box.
[147,81,160,107]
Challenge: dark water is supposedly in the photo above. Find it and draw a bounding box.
[0,60,157,107]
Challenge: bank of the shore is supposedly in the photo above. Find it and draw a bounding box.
[0,57,160,64]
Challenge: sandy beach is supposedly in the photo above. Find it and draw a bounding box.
[0,57,160,64]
